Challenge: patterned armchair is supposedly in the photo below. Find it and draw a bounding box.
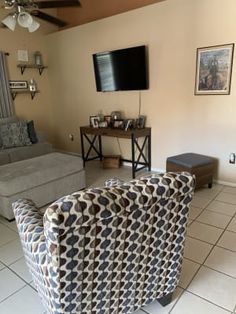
[13,172,195,314]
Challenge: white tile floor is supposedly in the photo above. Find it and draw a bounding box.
[0,161,236,314]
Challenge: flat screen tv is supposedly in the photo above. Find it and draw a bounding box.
[92,45,148,92]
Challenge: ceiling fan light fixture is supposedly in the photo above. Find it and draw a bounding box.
[17,12,33,28]
[2,14,17,31]
[28,19,40,32]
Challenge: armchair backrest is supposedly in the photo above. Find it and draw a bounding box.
[14,172,195,314]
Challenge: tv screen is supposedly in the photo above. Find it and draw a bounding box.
[93,45,148,92]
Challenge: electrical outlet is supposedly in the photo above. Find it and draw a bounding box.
[229,153,235,164]
[69,134,74,141]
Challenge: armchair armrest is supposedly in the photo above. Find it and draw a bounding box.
[12,198,46,266]
[13,199,44,236]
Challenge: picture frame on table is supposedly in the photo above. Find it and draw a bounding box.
[104,115,112,127]
[90,116,99,128]
[124,119,133,131]
[195,43,234,95]
[136,115,146,129]
[113,120,124,129]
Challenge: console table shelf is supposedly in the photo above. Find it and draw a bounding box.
[80,126,151,178]
[17,64,48,75]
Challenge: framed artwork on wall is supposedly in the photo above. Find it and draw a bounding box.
[194,43,234,95]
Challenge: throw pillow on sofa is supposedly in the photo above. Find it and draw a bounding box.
[0,121,32,148]
[27,120,38,144]
[0,116,18,147]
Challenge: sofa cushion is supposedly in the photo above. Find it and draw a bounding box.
[27,120,38,144]
[0,116,18,147]
[0,121,32,148]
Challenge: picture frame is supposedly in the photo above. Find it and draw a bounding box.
[136,115,146,129]
[104,115,112,127]
[113,120,124,129]
[9,80,28,90]
[124,119,132,131]
[195,43,234,95]
[90,116,99,128]
[124,119,136,131]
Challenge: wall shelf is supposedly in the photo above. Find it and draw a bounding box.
[11,90,39,100]
[17,64,48,75]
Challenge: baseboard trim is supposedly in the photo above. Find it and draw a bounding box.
[55,154,236,187]
[214,179,236,187]
[56,149,82,158]
[122,162,165,173]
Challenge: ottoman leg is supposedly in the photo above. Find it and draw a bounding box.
[158,292,173,306]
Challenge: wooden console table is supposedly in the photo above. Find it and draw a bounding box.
[80,126,151,178]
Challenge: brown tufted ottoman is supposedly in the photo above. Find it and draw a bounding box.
[166,153,214,189]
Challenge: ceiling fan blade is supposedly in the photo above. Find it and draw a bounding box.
[31,10,68,27]
[33,0,81,9]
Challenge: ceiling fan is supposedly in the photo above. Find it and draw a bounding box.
[1,0,81,32]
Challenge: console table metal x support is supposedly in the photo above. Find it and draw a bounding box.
[80,126,151,178]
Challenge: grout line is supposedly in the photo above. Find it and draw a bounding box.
[184,290,232,313]
[186,234,221,246]
[203,264,236,280]
[216,243,236,254]
[0,284,27,304]
[0,220,18,234]
[203,208,235,218]
[227,228,236,235]
[8,256,24,267]
[205,208,236,218]
[0,260,33,288]
[183,256,202,266]
[180,188,224,290]
[189,207,205,220]
[188,219,225,231]
[28,281,37,292]
[0,237,19,249]
[0,219,18,232]
[209,198,236,207]
[181,187,236,305]
[194,219,229,230]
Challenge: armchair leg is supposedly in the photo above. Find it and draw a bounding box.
[158,292,173,307]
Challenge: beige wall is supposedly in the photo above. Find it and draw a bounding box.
[0,12,56,142]
[46,0,236,184]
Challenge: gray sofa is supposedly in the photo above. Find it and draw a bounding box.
[0,116,53,166]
